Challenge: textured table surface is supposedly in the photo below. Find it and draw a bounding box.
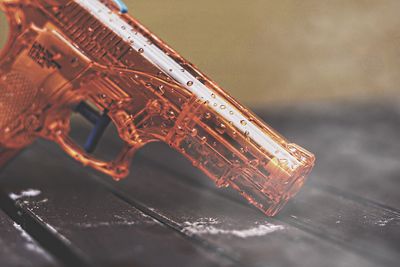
[0,102,399,267]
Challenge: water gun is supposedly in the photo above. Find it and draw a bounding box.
[0,0,315,216]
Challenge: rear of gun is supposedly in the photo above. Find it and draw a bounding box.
[0,0,315,216]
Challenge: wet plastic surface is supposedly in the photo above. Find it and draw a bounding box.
[0,0,314,215]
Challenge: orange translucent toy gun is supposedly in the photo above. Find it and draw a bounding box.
[0,0,315,216]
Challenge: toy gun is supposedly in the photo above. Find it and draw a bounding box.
[0,0,315,216]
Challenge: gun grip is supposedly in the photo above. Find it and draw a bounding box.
[0,1,40,149]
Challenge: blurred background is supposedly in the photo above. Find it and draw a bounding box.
[1,0,400,106]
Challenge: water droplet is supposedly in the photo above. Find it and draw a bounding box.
[187,81,193,86]
[191,128,198,137]
[216,123,226,135]
[138,48,144,53]
[204,113,212,119]
[211,93,216,99]
[244,131,250,138]
[176,126,185,136]
[167,110,176,119]
[279,158,289,166]
[213,103,217,107]
[240,147,248,154]
[288,145,298,153]
[200,136,207,144]
[216,177,229,188]
[158,85,165,95]
[148,100,162,114]
[220,105,226,109]
[229,111,234,115]
[240,120,247,126]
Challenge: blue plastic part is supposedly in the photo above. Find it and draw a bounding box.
[84,113,111,153]
[75,102,98,124]
[75,102,111,153]
[112,0,128,13]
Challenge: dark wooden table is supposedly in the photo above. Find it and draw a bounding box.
[0,102,399,267]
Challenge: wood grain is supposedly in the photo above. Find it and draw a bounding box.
[0,144,237,267]
[0,208,59,267]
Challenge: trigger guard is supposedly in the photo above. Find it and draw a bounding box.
[52,130,138,180]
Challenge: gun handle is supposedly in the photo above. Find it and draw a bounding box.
[0,1,39,148]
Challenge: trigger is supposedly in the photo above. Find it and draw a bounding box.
[75,102,111,153]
